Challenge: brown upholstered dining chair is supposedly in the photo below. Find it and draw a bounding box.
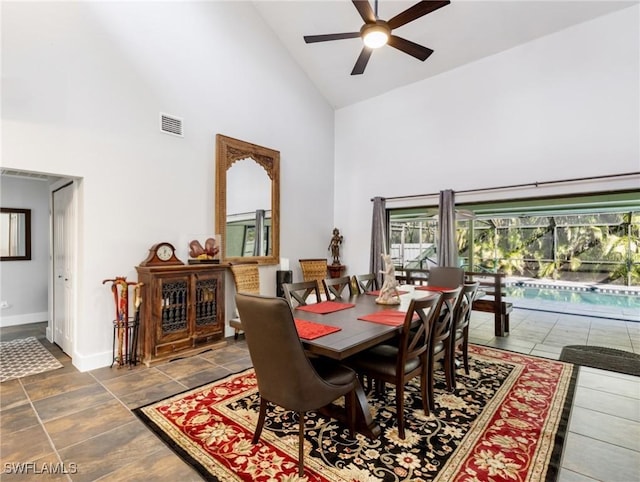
[346,293,444,439]
[448,282,480,386]
[427,286,463,410]
[322,275,355,300]
[299,258,328,296]
[235,293,357,477]
[229,262,260,339]
[353,273,379,294]
[283,280,321,308]
[427,266,465,288]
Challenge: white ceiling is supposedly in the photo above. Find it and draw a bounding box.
[253,0,637,108]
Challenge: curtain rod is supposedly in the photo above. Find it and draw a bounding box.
[371,171,640,202]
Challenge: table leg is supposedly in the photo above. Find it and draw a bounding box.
[320,379,380,439]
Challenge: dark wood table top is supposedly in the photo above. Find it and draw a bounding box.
[294,288,432,360]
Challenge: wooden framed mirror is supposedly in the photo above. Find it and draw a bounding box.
[215,134,280,265]
[0,207,31,261]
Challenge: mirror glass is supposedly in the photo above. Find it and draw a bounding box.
[216,135,280,265]
[1,208,31,261]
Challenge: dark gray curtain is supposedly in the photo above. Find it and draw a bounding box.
[437,189,458,267]
[370,197,387,285]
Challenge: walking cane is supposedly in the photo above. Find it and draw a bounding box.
[129,283,143,367]
[103,277,137,367]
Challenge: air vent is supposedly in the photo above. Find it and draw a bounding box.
[160,113,183,137]
[0,169,50,181]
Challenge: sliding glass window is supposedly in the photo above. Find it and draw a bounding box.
[387,192,640,286]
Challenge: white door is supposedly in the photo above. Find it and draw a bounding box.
[53,182,75,355]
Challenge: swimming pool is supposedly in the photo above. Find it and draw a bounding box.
[503,285,640,318]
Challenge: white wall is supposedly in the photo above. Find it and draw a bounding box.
[0,177,49,326]
[335,6,640,276]
[1,1,335,369]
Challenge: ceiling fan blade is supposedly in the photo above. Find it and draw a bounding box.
[351,47,373,75]
[352,0,376,24]
[388,35,434,61]
[304,32,361,43]
[388,0,450,30]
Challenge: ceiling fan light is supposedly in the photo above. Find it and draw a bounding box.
[362,24,389,49]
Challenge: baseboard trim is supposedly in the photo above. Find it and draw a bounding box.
[72,349,113,372]
[0,312,48,328]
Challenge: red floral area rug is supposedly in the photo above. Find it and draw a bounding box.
[134,345,577,481]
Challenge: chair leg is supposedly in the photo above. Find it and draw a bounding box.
[253,398,268,444]
[427,355,436,411]
[420,368,430,416]
[234,328,239,340]
[345,390,356,439]
[298,412,305,477]
[448,343,457,389]
[444,349,454,392]
[396,383,405,439]
[462,332,470,374]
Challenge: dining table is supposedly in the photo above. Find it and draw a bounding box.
[291,285,439,439]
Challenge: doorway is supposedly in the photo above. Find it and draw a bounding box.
[52,181,76,356]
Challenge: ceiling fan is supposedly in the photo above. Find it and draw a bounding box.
[303,0,450,75]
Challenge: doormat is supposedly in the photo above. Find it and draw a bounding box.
[0,337,64,382]
[135,345,577,481]
[560,345,640,377]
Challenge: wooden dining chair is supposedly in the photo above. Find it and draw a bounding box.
[353,273,379,294]
[427,267,465,288]
[235,293,357,476]
[322,276,355,300]
[427,286,463,410]
[283,280,321,308]
[229,262,260,339]
[448,282,480,386]
[346,293,444,439]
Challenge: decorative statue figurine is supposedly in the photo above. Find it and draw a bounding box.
[189,237,220,260]
[328,227,343,265]
[376,253,401,305]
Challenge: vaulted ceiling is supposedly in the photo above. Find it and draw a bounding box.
[253,1,637,108]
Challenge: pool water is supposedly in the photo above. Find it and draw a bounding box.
[504,286,640,310]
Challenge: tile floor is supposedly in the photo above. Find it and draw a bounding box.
[1,309,639,481]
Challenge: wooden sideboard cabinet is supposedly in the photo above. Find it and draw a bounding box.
[135,263,229,366]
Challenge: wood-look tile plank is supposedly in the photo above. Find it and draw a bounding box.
[0,424,54,462]
[99,369,175,398]
[0,379,29,411]
[154,356,217,379]
[0,401,40,434]
[57,420,166,482]
[117,381,187,409]
[44,398,135,449]
[22,372,98,402]
[93,446,202,482]
[32,384,113,422]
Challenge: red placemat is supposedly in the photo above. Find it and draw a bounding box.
[295,301,355,314]
[358,311,408,326]
[294,319,341,340]
[415,285,457,292]
[365,289,409,296]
